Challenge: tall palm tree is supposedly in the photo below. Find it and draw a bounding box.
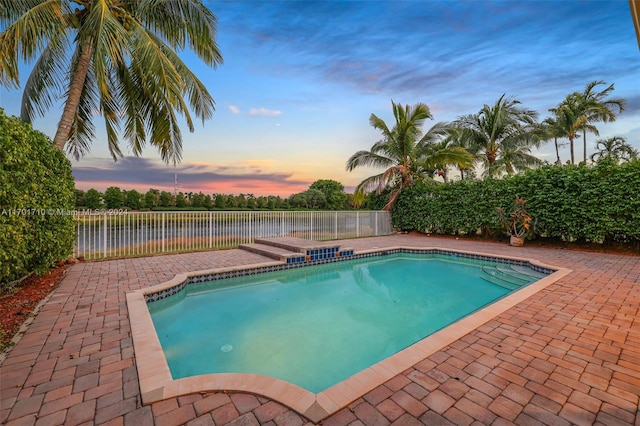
[346,104,475,209]
[454,94,539,177]
[0,0,222,163]
[346,101,433,210]
[549,94,598,165]
[540,116,566,165]
[444,124,480,180]
[577,81,625,162]
[417,123,474,182]
[489,137,543,177]
[590,136,638,163]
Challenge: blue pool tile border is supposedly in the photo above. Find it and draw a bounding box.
[144,248,556,303]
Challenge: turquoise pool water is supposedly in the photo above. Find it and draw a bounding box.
[148,253,546,393]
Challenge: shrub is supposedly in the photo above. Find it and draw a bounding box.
[393,179,511,236]
[84,188,103,209]
[0,109,75,288]
[104,186,125,209]
[497,196,532,238]
[392,161,640,246]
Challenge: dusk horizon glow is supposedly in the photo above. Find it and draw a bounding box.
[2,0,639,198]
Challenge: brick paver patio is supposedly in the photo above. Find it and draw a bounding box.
[1,235,638,425]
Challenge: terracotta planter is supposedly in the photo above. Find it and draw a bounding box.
[510,235,525,247]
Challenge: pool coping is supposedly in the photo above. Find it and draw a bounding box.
[126,246,572,423]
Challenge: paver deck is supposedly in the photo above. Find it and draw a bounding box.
[1,235,638,425]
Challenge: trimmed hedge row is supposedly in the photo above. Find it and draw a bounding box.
[392,159,640,245]
[0,109,76,288]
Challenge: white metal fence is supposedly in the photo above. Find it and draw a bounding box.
[73,210,392,260]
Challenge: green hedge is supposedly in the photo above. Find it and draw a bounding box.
[392,160,640,245]
[0,109,76,288]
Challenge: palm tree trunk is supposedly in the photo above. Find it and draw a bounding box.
[53,42,93,151]
[583,130,587,163]
[487,150,497,176]
[459,168,465,180]
[506,163,514,174]
[569,135,575,165]
[554,137,561,165]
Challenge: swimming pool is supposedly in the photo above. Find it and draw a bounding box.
[149,253,546,393]
[127,246,570,422]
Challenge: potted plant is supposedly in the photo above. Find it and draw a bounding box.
[497,196,532,247]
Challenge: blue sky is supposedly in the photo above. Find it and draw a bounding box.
[1,0,639,197]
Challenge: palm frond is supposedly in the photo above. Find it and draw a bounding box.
[591,136,638,162]
[416,121,452,147]
[380,165,405,189]
[135,0,223,67]
[428,146,475,170]
[392,100,431,160]
[0,0,65,86]
[382,188,402,211]
[83,0,130,98]
[64,48,99,159]
[345,150,394,171]
[149,103,183,164]
[129,21,185,105]
[145,30,215,122]
[1,0,41,19]
[117,62,147,157]
[20,36,69,123]
[100,67,123,161]
[121,18,191,163]
[369,113,392,138]
[354,173,385,195]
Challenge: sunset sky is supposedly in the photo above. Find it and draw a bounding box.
[1,0,639,197]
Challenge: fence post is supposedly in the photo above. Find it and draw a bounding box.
[375,211,379,236]
[161,212,165,253]
[101,212,106,258]
[74,213,79,259]
[335,211,338,240]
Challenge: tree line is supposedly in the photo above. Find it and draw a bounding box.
[75,179,354,211]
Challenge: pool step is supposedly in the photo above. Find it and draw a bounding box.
[239,243,304,263]
[481,266,533,290]
[253,237,339,253]
[507,264,549,278]
[239,237,354,264]
[494,266,535,284]
[239,243,314,264]
[480,275,521,290]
